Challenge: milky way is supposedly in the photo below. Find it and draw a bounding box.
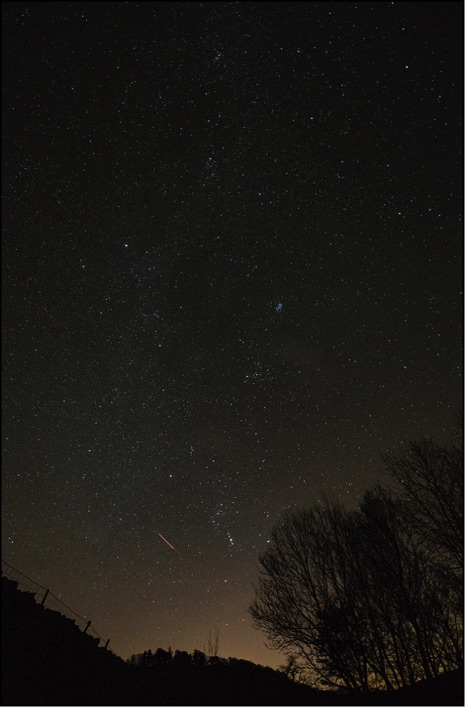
[2,1,462,666]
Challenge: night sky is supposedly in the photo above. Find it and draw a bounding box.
[2,1,462,667]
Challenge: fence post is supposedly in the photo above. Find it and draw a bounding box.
[104,639,110,649]
[40,589,49,606]
[83,620,92,634]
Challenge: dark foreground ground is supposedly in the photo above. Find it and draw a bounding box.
[2,577,463,706]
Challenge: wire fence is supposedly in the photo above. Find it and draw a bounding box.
[2,560,113,652]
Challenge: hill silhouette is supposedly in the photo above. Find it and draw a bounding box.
[2,576,463,705]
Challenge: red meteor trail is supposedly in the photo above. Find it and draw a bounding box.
[158,533,175,550]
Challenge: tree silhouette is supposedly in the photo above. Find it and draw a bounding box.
[153,647,173,665]
[192,649,207,666]
[206,626,220,659]
[384,437,463,583]
[279,654,307,683]
[250,435,463,691]
[173,649,192,667]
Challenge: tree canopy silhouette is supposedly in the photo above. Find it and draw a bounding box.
[249,435,463,691]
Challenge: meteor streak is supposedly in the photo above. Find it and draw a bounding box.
[158,533,175,550]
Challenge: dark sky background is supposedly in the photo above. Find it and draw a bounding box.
[2,1,462,667]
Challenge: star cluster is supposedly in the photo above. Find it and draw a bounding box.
[2,1,462,666]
